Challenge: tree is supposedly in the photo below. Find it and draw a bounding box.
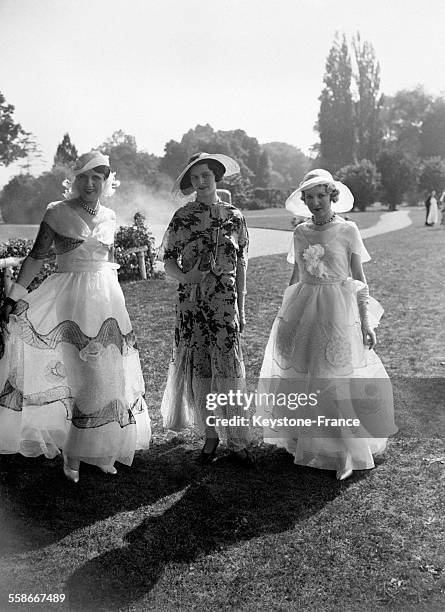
[255,150,272,188]
[352,33,384,163]
[53,133,77,168]
[0,168,69,223]
[0,91,34,166]
[158,124,271,205]
[376,151,418,211]
[420,98,445,158]
[336,160,381,211]
[381,87,433,158]
[417,157,445,194]
[100,130,161,188]
[262,142,310,189]
[317,33,355,170]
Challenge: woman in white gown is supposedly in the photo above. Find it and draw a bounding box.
[257,170,397,480]
[0,151,151,482]
[426,190,438,226]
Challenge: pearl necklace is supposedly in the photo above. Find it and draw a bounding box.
[311,212,336,226]
[78,197,98,216]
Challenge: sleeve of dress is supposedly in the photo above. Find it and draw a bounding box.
[28,219,55,259]
[159,210,183,262]
[348,222,371,263]
[286,228,299,264]
[237,214,249,265]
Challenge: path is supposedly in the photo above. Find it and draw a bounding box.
[246,210,412,258]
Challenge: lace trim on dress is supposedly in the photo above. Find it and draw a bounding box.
[0,379,142,430]
[10,301,137,355]
[53,229,85,255]
[0,380,23,411]
[29,221,85,259]
[72,398,137,429]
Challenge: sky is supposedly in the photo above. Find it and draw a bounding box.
[0,0,444,188]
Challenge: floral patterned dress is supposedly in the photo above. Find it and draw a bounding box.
[160,199,250,451]
[0,201,151,467]
[258,216,397,471]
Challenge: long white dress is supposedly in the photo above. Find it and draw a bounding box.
[0,201,151,467]
[427,196,438,225]
[257,217,397,472]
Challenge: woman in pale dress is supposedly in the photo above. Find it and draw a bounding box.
[257,169,397,480]
[425,190,438,226]
[0,151,151,482]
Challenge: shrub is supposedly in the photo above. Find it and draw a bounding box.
[114,212,159,281]
[253,188,287,208]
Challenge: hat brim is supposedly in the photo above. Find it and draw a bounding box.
[285,180,354,216]
[74,151,110,176]
[172,153,240,198]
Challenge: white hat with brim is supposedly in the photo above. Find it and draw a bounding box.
[172,152,240,199]
[285,169,354,216]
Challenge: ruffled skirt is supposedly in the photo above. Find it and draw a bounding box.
[257,279,397,471]
[0,269,151,467]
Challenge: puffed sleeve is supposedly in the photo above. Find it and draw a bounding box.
[28,206,57,259]
[287,227,300,264]
[348,222,371,263]
[160,209,185,262]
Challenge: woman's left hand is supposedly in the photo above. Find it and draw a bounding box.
[362,324,377,349]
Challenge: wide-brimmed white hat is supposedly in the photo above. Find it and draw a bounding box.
[172,152,240,199]
[285,169,354,216]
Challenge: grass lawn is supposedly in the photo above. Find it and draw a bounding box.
[0,208,444,611]
[0,224,39,242]
[243,207,390,232]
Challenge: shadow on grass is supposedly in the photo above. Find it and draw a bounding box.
[0,437,198,557]
[64,445,358,610]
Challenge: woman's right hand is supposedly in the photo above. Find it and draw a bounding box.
[184,259,206,284]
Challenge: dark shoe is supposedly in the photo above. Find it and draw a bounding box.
[229,448,257,469]
[197,439,219,465]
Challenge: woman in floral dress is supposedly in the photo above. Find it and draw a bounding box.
[0,151,151,482]
[161,152,254,466]
[257,169,397,480]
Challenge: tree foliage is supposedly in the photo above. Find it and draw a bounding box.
[158,124,274,207]
[420,99,445,159]
[262,142,310,189]
[317,33,355,170]
[381,87,433,157]
[316,33,384,170]
[376,151,418,210]
[352,33,384,164]
[417,157,445,194]
[0,167,70,223]
[101,130,162,188]
[53,133,77,168]
[336,160,381,211]
[0,92,34,167]
[160,124,266,186]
